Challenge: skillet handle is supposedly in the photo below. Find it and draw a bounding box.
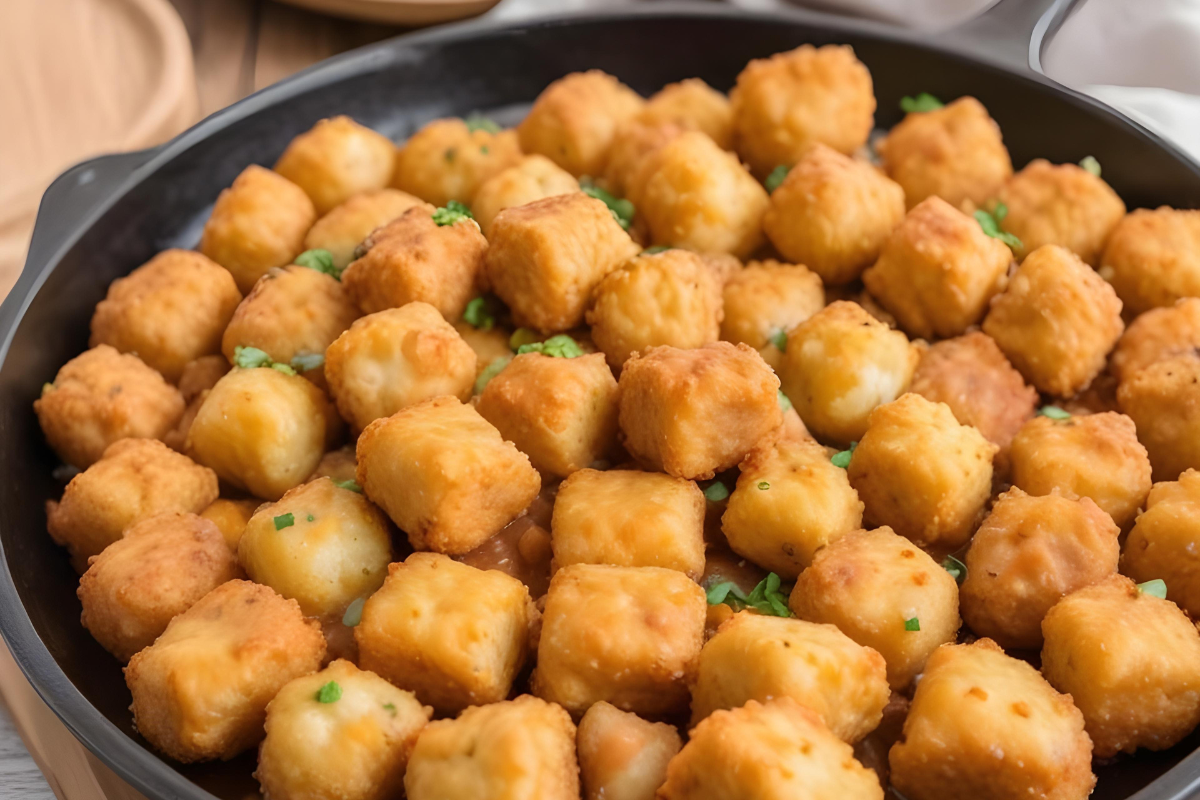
[937,0,1070,76]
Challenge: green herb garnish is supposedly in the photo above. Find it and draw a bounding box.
[777,390,793,413]
[475,356,512,394]
[1079,155,1101,177]
[307,514,314,522]
[974,203,1022,249]
[900,93,944,113]
[463,297,496,331]
[464,113,501,134]
[294,248,339,279]
[904,617,921,632]
[703,481,730,503]
[233,345,272,370]
[765,165,789,193]
[581,179,635,231]
[41,383,53,396]
[642,245,672,255]
[383,702,397,715]
[831,442,858,469]
[769,329,788,352]
[316,681,342,703]
[333,479,362,493]
[1138,579,1167,599]
[291,352,325,373]
[444,148,456,163]
[706,572,793,617]
[274,513,295,531]
[517,334,584,358]
[1038,405,1071,420]
[432,200,473,226]
[342,597,366,627]
[757,481,770,491]
[509,328,540,351]
[942,555,966,584]
[270,362,297,376]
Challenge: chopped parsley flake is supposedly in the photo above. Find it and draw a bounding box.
[41,382,53,396]
[383,702,397,715]
[974,203,1022,249]
[342,597,366,627]
[1079,155,1101,177]
[464,113,501,134]
[900,93,944,113]
[316,681,342,703]
[509,328,540,351]
[294,248,340,279]
[333,479,362,493]
[941,554,967,584]
[291,352,325,373]
[1138,578,1167,599]
[707,572,792,617]
[475,356,511,394]
[233,345,273,370]
[1038,405,1071,420]
[274,513,295,531]
[757,481,770,491]
[831,442,858,469]
[765,165,789,193]
[703,481,730,502]
[642,245,672,255]
[444,148,456,163]
[580,179,635,230]
[905,617,921,632]
[270,362,297,376]
[777,390,793,412]
[432,200,473,226]
[481,145,490,155]
[517,334,583,358]
[463,296,496,330]
[306,514,315,522]
[769,329,788,352]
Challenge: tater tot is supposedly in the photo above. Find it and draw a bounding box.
[877,96,1013,210]
[626,131,769,258]
[476,352,618,478]
[849,393,996,554]
[640,78,733,150]
[178,355,230,401]
[888,638,1095,800]
[355,396,540,553]
[730,44,875,178]
[89,249,242,382]
[517,70,645,178]
[199,165,317,293]
[577,701,680,800]
[586,249,722,368]
[763,144,905,285]
[36,345,185,469]
[1117,356,1200,481]
[533,564,705,718]
[392,118,522,207]
[1042,575,1200,758]
[303,188,425,270]
[602,119,685,199]
[996,159,1125,265]
[1008,412,1151,530]
[1112,297,1200,382]
[617,343,782,480]
[790,527,961,688]
[274,116,397,215]
[404,695,579,800]
[46,438,218,571]
[722,438,863,578]
[324,303,476,431]
[199,497,259,551]
[983,244,1124,397]
[341,204,486,320]
[221,264,360,389]
[863,196,1013,339]
[1123,469,1200,616]
[355,553,536,714]
[960,488,1119,650]
[1101,207,1200,315]
[719,260,824,365]
[238,477,392,619]
[550,468,705,578]
[664,698,882,800]
[125,580,325,762]
[78,512,237,661]
[471,154,580,236]
[485,192,639,332]
[186,366,341,500]
[689,613,888,742]
[779,301,919,446]
[256,659,432,800]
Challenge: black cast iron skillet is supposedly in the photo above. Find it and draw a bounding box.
[5,1,1200,798]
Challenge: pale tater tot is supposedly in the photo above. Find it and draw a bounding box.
[485,192,639,332]
[303,188,425,270]
[779,301,919,446]
[238,477,392,619]
[719,260,824,366]
[1123,470,1200,616]
[1118,356,1200,481]
[341,204,487,320]
[308,444,357,483]
[888,639,1095,800]
[863,196,1013,339]
[186,366,341,500]
[221,264,360,388]
[199,165,317,293]
[617,343,782,480]
[983,244,1124,397]
[550,469,705,578]
[1101,207,1200,315]
[586,249,722,368]
[404,695,579,800]
[517,70,645,178]
[730,44,875,178]
[355,396,540,554]
[533,564,705,717]
[960,488,1119,650]
[763,144,905,285]
[46,438,218,571]
[791,527,961,689]
[1008,412,1151,530]
[603,119,685,199]
[722,438,863,578]
[640,78,733,150]
[89,249,242,382]
[357,553,536,713]
[472,154,581,236]
[996,158,1125,265]
[36,345,185,469]
[690,613,888,742]
[877,96,1013,210]
[199,497,259,551]
[324,303,476,432]
[661,698,883,800]
[392,118,522,207]
[125,580,325,762]
[577,701,681,800]
[849,394,997,554]
[476,352,618,478]
[1112,297,1200,382]
[626,131,769,258]
[909,332,1037,461]
[256,659,432,800]
[1042,575,1200,758]
[78,512,236,661]
[274,116,398,215]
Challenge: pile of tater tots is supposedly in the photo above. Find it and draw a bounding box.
[31,41,1200,800]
